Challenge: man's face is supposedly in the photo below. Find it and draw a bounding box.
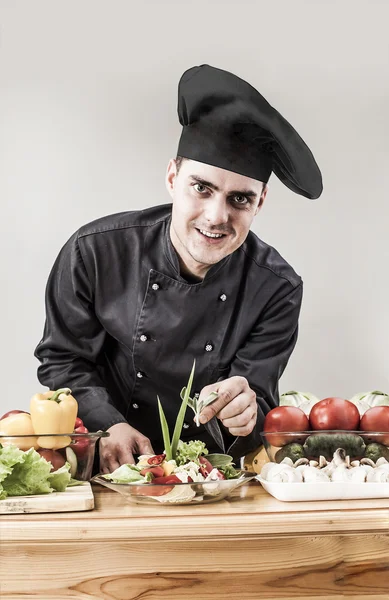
[166,158,267,279]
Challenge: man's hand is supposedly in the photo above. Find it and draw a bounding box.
[197,376,258,436]
[99,422,154,473]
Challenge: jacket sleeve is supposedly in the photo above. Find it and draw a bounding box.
[34,232,127,431]
[206,282,303,460]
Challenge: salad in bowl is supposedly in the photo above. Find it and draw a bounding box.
[92,361,256,504]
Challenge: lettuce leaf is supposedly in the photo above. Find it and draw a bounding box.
[175,440,208,466]
[1,447,53,496]
[0,444,75,499]
[48,464,72,492]
[102,464,147,483]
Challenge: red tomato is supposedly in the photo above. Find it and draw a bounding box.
[74,417,84,429]
[360,406,389,445]
[0,409,29,420]
[147,454,166,466]
[140,466,165,478]
[152,475,182,484]
[309,398,360,431]
[71,426,90,458]
[37,449,66,472]
[132,484,174,497]
[263,406,310,447]
[199,456,214,474]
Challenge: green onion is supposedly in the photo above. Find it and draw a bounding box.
[157,396,172,461]
[171,359,196,459]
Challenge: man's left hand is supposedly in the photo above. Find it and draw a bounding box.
[196,376,258,436]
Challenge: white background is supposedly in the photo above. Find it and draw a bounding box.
[1,0,388,415]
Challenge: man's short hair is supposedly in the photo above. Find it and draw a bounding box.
[175,155,186,174]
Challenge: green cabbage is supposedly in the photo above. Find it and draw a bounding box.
[280,391,321,415]
[349,390,389,415]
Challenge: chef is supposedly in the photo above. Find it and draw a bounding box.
[34,64,322,473]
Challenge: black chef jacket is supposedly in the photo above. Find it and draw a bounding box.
[35,204,303,460]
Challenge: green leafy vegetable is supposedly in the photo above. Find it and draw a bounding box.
[102,464,147,484]
[181,388,219,426]
[219,464,239,479]
[157,396,172,461]
[207,454,234,468]
[47,464,72,492]
[171,360,196,458]
[175,440,208,466]
[207,453,239,479]
[0,444,77,499]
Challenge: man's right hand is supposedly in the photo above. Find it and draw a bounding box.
[99,422,154,474]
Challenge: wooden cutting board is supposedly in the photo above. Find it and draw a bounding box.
[0,482,94,514]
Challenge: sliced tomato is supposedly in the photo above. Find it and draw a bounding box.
[140,466,165,478]
[199,456,213,473]
[152,475,182,484]
[147,453,166,466]
[131,484,174,496]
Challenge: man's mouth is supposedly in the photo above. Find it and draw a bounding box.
[196,228,226,239]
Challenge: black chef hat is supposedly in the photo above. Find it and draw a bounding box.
[177,64,323,199]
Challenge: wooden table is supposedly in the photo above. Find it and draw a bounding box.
[1,482,388,599]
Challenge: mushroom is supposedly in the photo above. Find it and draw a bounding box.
[302,466,330,482]
[367,466,389,483]
[280,457,294,467]
[260,463,303,483]
[330,449,352,482]
[294,458,309,467]
[361,458,376,468]
[318,456,328,468]
[348,466,368,482]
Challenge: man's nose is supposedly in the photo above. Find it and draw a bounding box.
[203,196,229,225]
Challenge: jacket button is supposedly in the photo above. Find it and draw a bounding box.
[136,372,143,378]
[219,293,227,302]
[205,343,213,352]
[132,403,139,409]
[183,423,189,429]
[140,334,148,342]
[152,283,160,291]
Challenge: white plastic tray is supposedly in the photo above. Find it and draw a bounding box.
[256,475,389,502]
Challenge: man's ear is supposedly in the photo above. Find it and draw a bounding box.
[165,158,178,199]
[254,184,268,216]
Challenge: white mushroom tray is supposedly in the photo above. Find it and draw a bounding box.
[256,475,389,502]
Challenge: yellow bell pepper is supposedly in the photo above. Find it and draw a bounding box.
[30,388,78,449]
[0,412,39,451]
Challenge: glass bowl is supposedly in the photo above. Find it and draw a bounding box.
[261,430,389,463]
[91,470,257,505]
[0,432,109,481]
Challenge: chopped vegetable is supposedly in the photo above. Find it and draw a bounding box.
[102,464,151,484]
[175,440,208,466]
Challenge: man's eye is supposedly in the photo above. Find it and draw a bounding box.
[232,195,249,205]
[194,183,207,193]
